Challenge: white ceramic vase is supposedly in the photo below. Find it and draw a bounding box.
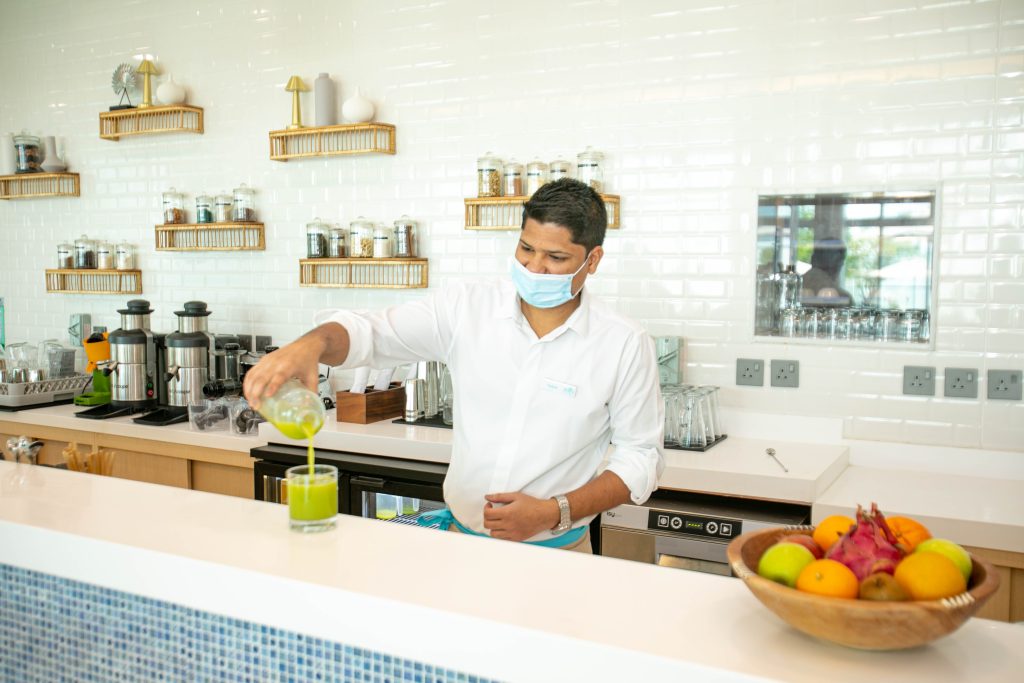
[341,87,375,123]
[0,133,15,175]
[40,136,66,173]
[156,76,187,105]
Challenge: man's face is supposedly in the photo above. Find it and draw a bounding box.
[516,218,603,294]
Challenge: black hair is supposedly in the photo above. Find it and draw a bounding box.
[521,178,607,252]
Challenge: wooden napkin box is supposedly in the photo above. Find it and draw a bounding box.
[335,383,405,424]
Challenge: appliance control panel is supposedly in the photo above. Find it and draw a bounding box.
[647,510,741,540]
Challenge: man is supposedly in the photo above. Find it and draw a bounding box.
[244,179,665,553]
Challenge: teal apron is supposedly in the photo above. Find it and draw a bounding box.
[416,508,586,548]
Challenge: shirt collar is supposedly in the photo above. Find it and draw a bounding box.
[495,280,592,338]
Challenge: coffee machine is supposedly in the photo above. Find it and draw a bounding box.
[76,300,164,419]
[134,301,215,426]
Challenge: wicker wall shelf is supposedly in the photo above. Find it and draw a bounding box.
[155,223,266,251]
[299,258,428,289]
[0,172,80,200]
[99,105,204,141]
[464,194,620,231]
[45,269,142,295]
[269,123,396,161]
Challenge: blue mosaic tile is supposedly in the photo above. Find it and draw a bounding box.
[0,563,500,683]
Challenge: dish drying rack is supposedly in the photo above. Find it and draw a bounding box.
[0,374,92,408]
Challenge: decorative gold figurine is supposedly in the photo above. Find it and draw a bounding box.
[286,76,309,129]
[137,60,158,109]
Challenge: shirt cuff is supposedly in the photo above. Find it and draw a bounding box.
[604,447,663,505]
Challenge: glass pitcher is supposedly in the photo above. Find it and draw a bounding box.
[256,379,326,440]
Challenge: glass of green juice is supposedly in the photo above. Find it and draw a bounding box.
[286,464,338,532]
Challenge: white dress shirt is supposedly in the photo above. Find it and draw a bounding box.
[315,279,665,541]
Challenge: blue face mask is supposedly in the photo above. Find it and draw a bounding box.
[509,253,592,309]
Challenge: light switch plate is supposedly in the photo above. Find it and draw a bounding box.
[987,369,1023,400]
[736,358,764,387]
[944,368,978,399]
[903,366,936,396]
[770,360,799,388]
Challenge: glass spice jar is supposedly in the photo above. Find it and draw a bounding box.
[162,187,186,224]
[73,234,96,269]
[214,192,232,222]
[96,241,114,270]
[526,159,549,196]
[373,225,393,258]
[327,226,346,258]
[393,216,417,258]
[502,159,523,197]
[349,217,374,258]
[115,241,135,270]
[549,157,573,182]
[13,133,42,174]
[576,146,604,192]
[232,183,256,222]
[306,218,328,258]
[477,152,502,198]
[56,242,73,269]
[195,195,213,224]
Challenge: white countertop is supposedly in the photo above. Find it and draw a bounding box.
[814,466,1024,554]
[1,461,1021,683]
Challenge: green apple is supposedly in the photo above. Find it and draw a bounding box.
[915,538,972,582]
[758,542,816,588]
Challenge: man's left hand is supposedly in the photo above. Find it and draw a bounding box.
[482,492,560,542]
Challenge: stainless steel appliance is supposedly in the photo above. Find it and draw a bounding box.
[600,490,809,576]
[76,300,164,419]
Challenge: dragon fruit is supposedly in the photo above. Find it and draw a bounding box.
[825,503,905,581]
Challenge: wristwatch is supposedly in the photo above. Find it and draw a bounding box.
[552,494,572,533]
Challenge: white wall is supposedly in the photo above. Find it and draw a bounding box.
[1,0,1021,451]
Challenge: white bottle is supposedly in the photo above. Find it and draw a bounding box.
[314,73,336,127]
[0,133,15,175]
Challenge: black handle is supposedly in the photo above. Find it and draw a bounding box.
[349,476,385,490]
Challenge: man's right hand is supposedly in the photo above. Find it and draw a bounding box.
[243,331,328,410]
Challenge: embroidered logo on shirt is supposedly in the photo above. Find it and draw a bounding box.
[542,378,577,398]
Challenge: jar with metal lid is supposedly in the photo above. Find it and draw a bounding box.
[115,241,135,270]
[162,187,186,224]
[526,159,549,196]
[393,216,417,258]
[477,152,503,198]
[214,192,232,222]
[56,243,73,269]
[73,235,96,269]
[502,159,523,197]
[96,241,114,270]
[13,133,42,174]
[373,225,393,258]
[576,146,604,192]
[306,218,328,258]
[350,217,374,258]
[195,195,213,224]
[549,157,573,182]
[327,226,346,257]
[232,183,256,222]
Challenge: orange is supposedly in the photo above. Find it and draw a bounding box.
[812,515,855,553]
[796,559,859,599]
[886,515,931,552]
[894,551,967,601]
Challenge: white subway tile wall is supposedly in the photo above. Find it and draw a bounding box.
[0,0,1021,451]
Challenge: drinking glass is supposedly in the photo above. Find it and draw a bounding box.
[440,365,454,425]
[698,387,716,445]
[375,493,399,520]
[286,464,338,532]
[820,309,840,340]
[681,390,707,448]
[836,308,855,340]
[780,308,799,338]
[876,309,900,342]
[662,386,682,446]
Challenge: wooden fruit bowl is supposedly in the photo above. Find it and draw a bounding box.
[726,526,1000,650]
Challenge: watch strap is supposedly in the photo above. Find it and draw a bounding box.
[553,494,571,533]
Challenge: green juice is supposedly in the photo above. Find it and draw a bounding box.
[288,475,338,521]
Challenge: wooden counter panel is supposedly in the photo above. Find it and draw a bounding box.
[191,462,254,500]
[110,449,190,489]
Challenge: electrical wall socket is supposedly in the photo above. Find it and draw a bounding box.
[944,368,978,399]
[987,369,1023,400]
[770,360,799,388]
[903,366,936,396]
[736,358,764,387]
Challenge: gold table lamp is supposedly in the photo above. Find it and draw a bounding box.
[137,60,158,109]
[286,76,309,129]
